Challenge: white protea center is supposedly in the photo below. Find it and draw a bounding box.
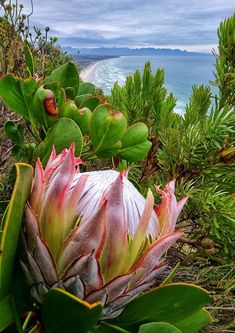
[72,170,159,237]
[21,144,188,319]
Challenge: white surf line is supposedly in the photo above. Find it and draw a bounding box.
[80,62,98,82]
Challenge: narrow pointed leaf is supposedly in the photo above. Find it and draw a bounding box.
[0,163,33,298]
[24,41,34,76]
[0,296,14,332]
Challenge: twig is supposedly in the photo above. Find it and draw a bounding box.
[206,307,235,311]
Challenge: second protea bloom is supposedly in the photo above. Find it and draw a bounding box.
[21,144,188,319]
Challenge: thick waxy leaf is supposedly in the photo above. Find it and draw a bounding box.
[90,104,127,157]
[75,93,93,107]
[91,323,130,333]
[20,77,38,116]
[33,86,58,128]
[42,288,102,333]
[65,87,76,99]
[118,140,152,162]
[44,81,66,111]
[138,322,182,333]
[24,41,34,76]
[0,75,37,120]
[121,123,149,147]
[35,118,83,165]
[92,322,182,333]
[78,82,96,95]
[59,100,92,134]
[0,296,14,332]
[44,62,79,96]
[4,121,24,146]
[175,309,212,333]
[79,96,101,111]
[115,283,211,331]
[0,164,33,298]
[117,123,152,162]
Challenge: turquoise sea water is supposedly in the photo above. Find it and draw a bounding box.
[84,54,216,112]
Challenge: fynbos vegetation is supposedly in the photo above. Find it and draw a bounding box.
[0,3,234,332]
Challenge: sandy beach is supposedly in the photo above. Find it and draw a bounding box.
[80,62,98,82]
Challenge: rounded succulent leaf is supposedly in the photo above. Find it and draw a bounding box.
[42,288,102,333]
[90,104,127,156]
[59,100,92,134]
[33,86,58,128]
[138,322,182,333]
[115,283,211,331]
[117,123,152,162]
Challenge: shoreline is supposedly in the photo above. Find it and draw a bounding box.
[80,62,99,82]
[74,54,119,82]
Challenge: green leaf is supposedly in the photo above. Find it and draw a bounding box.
[23,41,34,76]
[59,100,91,135]
[4,121,24,146]
[138,322,182,333]
[11,261,35,315]
[79,96,101,111]
[32,86,58,128]
[116,283,211,331]
[175,309,212,333]
[35,118,83,165]
[65,87,76,99]
[0,75,37,120]
[0,164,33,299]
[44,81,66,111]
[44,61,79,96]
[118,140,152,162]
[42,288,102,333]
[75,93,92,107]
[78,82,96,95]
[90,104,127,156]
[92,323,130,333]
[0,296,14,332]
[120,123,149,147]
[117,123,152,162]
[19,78,38,114]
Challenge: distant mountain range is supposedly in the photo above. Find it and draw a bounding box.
[62,47,207,56]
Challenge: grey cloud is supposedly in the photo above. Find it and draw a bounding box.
[19,0,235,52]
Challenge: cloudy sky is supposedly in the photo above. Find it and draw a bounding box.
[17,0,235,52]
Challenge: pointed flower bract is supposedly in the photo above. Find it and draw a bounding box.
[22,145,188,318]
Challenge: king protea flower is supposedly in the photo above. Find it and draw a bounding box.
[21,144,188,319]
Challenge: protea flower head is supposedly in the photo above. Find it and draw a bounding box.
[21,144,188,319]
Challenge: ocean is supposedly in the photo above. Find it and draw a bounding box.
[80,54,216,112]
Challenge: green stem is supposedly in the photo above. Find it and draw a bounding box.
[102,322,130,333]
[85,156,97,161]
[81,150,96,160]
[28,324,39,333]
[22,311,33,331]
[83,140,91,148]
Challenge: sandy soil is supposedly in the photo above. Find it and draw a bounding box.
[80,62,98,82]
